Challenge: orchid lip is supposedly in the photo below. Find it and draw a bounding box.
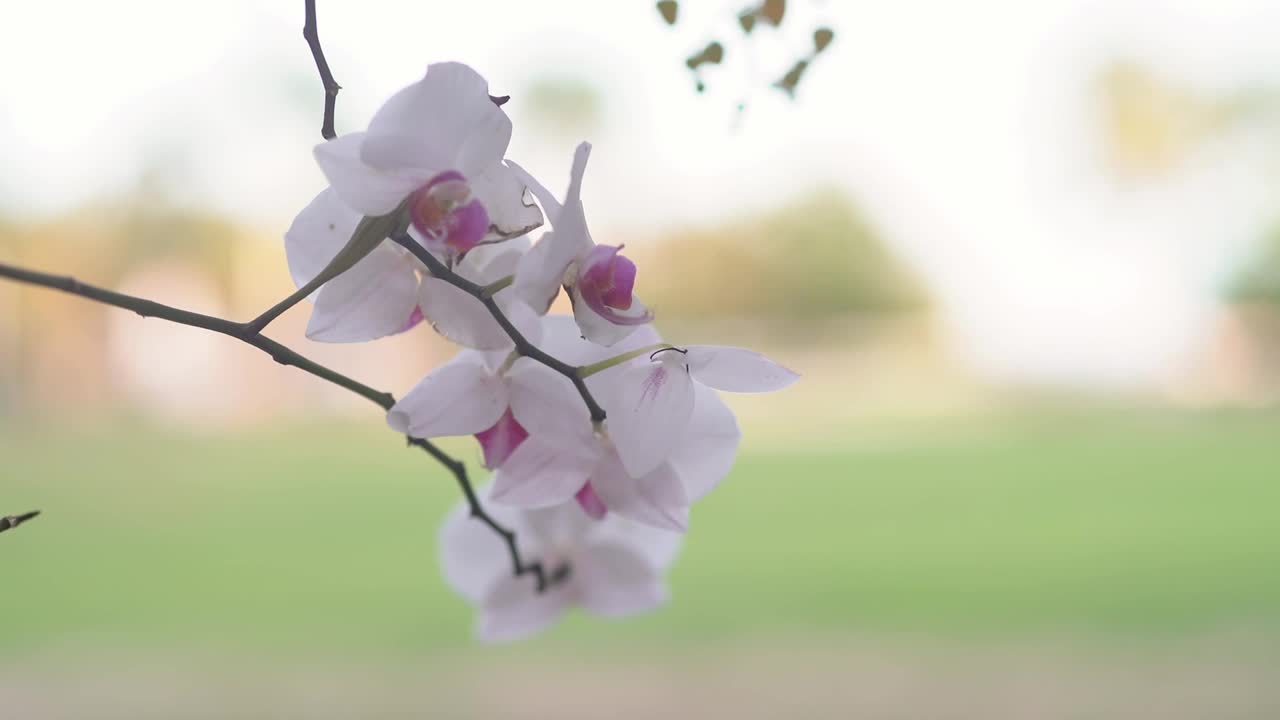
[575,244,651,325]
[409,170,489,256]
[575,482,607,520]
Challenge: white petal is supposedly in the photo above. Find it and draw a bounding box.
[505,159,562,221]
[570,285,649,347]
[363,62,512,179]
[590,453,689,532]
[512,231,568,314]
[305,246,420,342]
[588,512,684,571]
[386,355,506,438]
[459,236,530,285]
[439,242,542,347]
[471,163,544,241]
[418,276,511,350]
[686,345,799,393]
[605,360,694,478]
[478,573,569,643]
[534,314,597,363]
[668,384,741,503]
[438,489,526,603]
[552,142,595,243]
[521,501,596,548]
[284,188,361,293]
[490,435,596,508]
[575,543,668,618]
[313,132,430,216]
[511,143,596,314]
[501,297,544,346]
[506,360,594,442]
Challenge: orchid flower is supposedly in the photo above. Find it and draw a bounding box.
[477,319,740,531]
[604,344,798,478]
[386,347,527,470]
[313,62,542,260]
[386,315,659,470]
[498,367,739,532]
[441,485,682,642]
[511,142,653,346]
[285,189,534,348]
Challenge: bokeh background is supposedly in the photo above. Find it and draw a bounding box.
[3,1,1280,717]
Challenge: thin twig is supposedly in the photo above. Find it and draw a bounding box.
[303,0,341,140]
[0,261,568,591]
[390,232,608,425]
[0,511,40,535]
[408,438,569,592]
[0,263,393,410]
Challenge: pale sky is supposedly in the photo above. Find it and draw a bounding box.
[3,0,1280,387]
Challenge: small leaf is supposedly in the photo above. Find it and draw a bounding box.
[760,0,785,26]
[814,27,834,53]
[685,41,725,70]
[656,0,678,25]
[737,10,757,33]
[774,59,808,99]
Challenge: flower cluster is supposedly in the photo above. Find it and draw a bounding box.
[285,62,797,642]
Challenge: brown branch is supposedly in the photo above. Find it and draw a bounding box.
[409,438,569,591]
[0,510,40,535]
[389,232,608,425]
[0,262,393,410]
[0,261,567,592]
[303,0,341,140]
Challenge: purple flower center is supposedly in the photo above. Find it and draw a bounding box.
[409,170,489,257]
[576,244,653,326]
[578,244,636,310]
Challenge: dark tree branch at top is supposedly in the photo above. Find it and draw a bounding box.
[0,261,568,592]
[0,511,40,535]
[303,0,341,140]
[389,232,609,425]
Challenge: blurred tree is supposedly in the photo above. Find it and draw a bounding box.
[1096,58,1280,179]
[1228,223,1280,306]
[523,74,604,138]
[641,189,928,327]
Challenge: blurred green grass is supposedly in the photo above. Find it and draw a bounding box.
[2,411,1278,660]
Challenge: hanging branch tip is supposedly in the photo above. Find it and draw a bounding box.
[0,510,41,534]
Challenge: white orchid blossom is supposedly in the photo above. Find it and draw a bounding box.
[285,190,534,348]
[604,345,799,478]
[386,347,528,469]
[441,485,682,642]
[282,58,798,641]
[475,319,741,532]
[314,62,541,259]
[511,142,654,346]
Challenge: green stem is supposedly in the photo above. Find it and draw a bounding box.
[480,274,514,298]
[577,343,671,378]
